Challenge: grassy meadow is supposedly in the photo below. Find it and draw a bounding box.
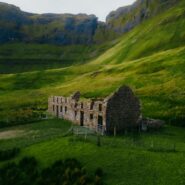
[0,119,72,150]
[0,119,185,184]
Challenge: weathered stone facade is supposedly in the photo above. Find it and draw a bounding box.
[48,86,141,134]
[106,86,141,133]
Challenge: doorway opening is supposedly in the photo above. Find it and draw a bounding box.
[80,111,84,126]
[56,105,59,117]
[98,115,103,129]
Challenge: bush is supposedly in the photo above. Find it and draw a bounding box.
[0,157,105,185]
[0,109,45,128]
[0,148,20,161]
[95,167,104,177]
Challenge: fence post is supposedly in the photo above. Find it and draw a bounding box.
[72,126,74,134]
[97,133,101,147]
[114,126,117,137]
[151,140,154,149]
[85,130,87,141]
[173,143,176,152]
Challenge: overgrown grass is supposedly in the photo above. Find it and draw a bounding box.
[0,119,72,150]
[0,120,185,185]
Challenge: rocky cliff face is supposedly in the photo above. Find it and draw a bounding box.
[0,0,180,45]
[106,0,179,35]
[0,2,98,45]
[0,3,30,43]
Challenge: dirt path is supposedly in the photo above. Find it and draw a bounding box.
[0,130,25,140]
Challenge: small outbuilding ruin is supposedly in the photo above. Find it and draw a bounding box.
[48,86,141,134]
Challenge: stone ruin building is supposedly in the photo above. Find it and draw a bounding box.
[48,85,142,134]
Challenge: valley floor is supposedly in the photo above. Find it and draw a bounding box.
[0,119,185,185]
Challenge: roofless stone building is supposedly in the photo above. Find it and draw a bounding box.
[48,86,141,134]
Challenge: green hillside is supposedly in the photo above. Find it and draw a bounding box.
[0,42,117,73]
[0,0,185,126]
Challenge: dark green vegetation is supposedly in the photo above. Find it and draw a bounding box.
[0,156,104,185]
[0,119,185,185]
[0,42,117,74]
[0,0,184,126]
[0,148,20,161]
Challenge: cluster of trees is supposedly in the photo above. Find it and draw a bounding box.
[0,157,104,185]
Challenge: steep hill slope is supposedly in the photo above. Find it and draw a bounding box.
[0,0,184,126]
[106,0,178,35]
[0,41,117,73]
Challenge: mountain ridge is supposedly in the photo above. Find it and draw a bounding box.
[106,0,179,36]
[0,2,98,45]
[0,0,180,45]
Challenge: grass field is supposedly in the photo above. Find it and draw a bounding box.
[0,119,185,185]
[0,119,72,150]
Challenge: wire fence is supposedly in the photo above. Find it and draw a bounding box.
[63,124,181,154]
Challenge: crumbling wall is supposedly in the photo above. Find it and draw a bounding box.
[48,93,107,132]
[48,86,142,134]
[106,86,141,134]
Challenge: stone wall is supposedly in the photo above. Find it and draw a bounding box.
[48,93,107,132]
[106,86,141,134]
[48,86,141,134]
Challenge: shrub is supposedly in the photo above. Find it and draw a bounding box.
[0,157,105,185]
[95,167,104,177]
[0,148,20,161]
